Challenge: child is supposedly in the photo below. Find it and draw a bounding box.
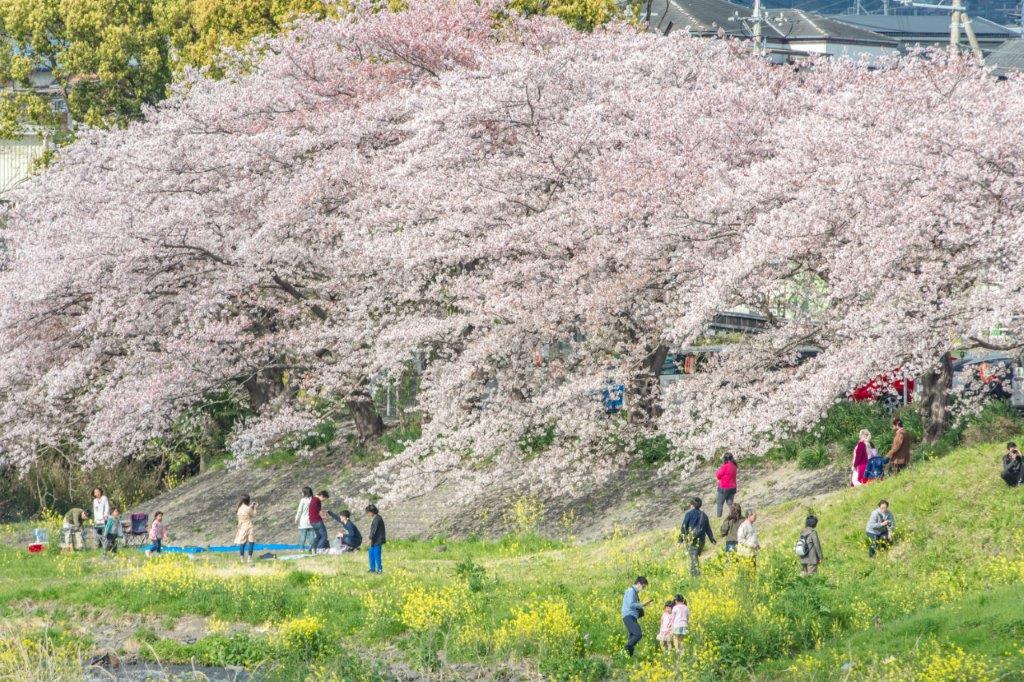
[147,511,168,556]
[864,442,889,484]
[657,601,675,651]
[103,508,123,555]
[671,594,690,651]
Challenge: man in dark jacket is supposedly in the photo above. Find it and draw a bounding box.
[366,504,386,573]
[336,510,362,551]
[679,497,716,577]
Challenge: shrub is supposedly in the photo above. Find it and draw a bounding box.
[271,616,329,660]
[797,444,829,470]
[454,557,487,592]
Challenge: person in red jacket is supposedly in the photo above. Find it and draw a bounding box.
[851,429,870,486]
[715,454,738,518]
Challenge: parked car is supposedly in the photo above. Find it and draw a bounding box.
[850,370,915,408]
[952,355,1013,400]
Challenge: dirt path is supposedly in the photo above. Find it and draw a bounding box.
[131,453,848,546]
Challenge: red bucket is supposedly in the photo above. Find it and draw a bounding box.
[27,543,45,553]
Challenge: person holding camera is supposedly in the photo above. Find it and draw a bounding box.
[865,499,895,558]
[620,576,649,657]
[235,495,258,565]
[1001,442,1023,487]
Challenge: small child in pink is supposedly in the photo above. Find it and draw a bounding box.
[146,511,168,557]
[671,594,690,651]
[657,600,675,651]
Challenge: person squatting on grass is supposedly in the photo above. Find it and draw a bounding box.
[620,576,648,657]
[103,508,123,555]
[671,594,690,652]
[796,515,822,576]
[679,497,716,577]
[309,491,330,553]
[92,487,110,550]
[720,503,742,553]
[657,601,675,651]
[366,504,385,573]
[62,507,89,551]
[866,500,895,558]
[864,444,889,484]
[715,454,738,517]
[295,487,314,550]
[147,511,168,556]
[1001,442,1023,487]
[235,495,257,564]
[336,510,362,552]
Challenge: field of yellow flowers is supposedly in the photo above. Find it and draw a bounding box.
[0,440,1022,680]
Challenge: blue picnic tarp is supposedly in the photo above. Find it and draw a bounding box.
[138,543,304,554]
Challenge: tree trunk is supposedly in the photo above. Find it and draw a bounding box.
[919,353,953,444]
[629,344,669,424]
[347,390,385,440]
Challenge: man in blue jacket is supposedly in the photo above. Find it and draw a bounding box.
[679,497,716,577]
[621,576,648,656]
[336,510,362,552]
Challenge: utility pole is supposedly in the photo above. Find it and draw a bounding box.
[752,0,763,49]
[898,0,983,58]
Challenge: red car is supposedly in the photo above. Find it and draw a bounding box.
[850,370,915,406]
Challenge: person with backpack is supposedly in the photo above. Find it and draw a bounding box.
[865,500,895,558]
[679,497,716,577]
[1001,442,1023,487]
[620,576,649,657]
[715,454,738,517]
[795,515,822,576]
[720,503,742,553]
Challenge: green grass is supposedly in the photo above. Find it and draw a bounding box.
[1,440,1023,680]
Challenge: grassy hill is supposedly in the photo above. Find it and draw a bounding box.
[0,440,1022,681]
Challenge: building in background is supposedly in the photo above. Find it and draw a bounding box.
[828,13,1017,53]
[0,66,68,194]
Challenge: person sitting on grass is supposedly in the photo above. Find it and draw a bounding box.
[103,508,123,556]
[1001,442,1023,487]
[865,499,895,558]
[336,510,362,552]
[657,600,674,652]
[147,511,168,557]
[864,444,889,484]
[671,594,690,652]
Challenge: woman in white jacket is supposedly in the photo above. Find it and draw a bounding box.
[91,488,110,550]
[295,486,314,550]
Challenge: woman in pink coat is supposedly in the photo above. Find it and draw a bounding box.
[715,454,738,517]
[851,429,870,486]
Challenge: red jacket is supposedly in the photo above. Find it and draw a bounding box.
[853,441,869,468]
[308,496,323,524]
[716,461,737,490]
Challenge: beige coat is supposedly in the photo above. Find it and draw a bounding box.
[235,503,256,544]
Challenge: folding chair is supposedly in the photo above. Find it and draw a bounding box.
[124,513,149,548]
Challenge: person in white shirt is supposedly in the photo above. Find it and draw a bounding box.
[737,509,760,563]
[91,488,110,550]
[295,486,314,550]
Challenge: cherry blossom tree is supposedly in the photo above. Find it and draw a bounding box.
[3,0,1024,509]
